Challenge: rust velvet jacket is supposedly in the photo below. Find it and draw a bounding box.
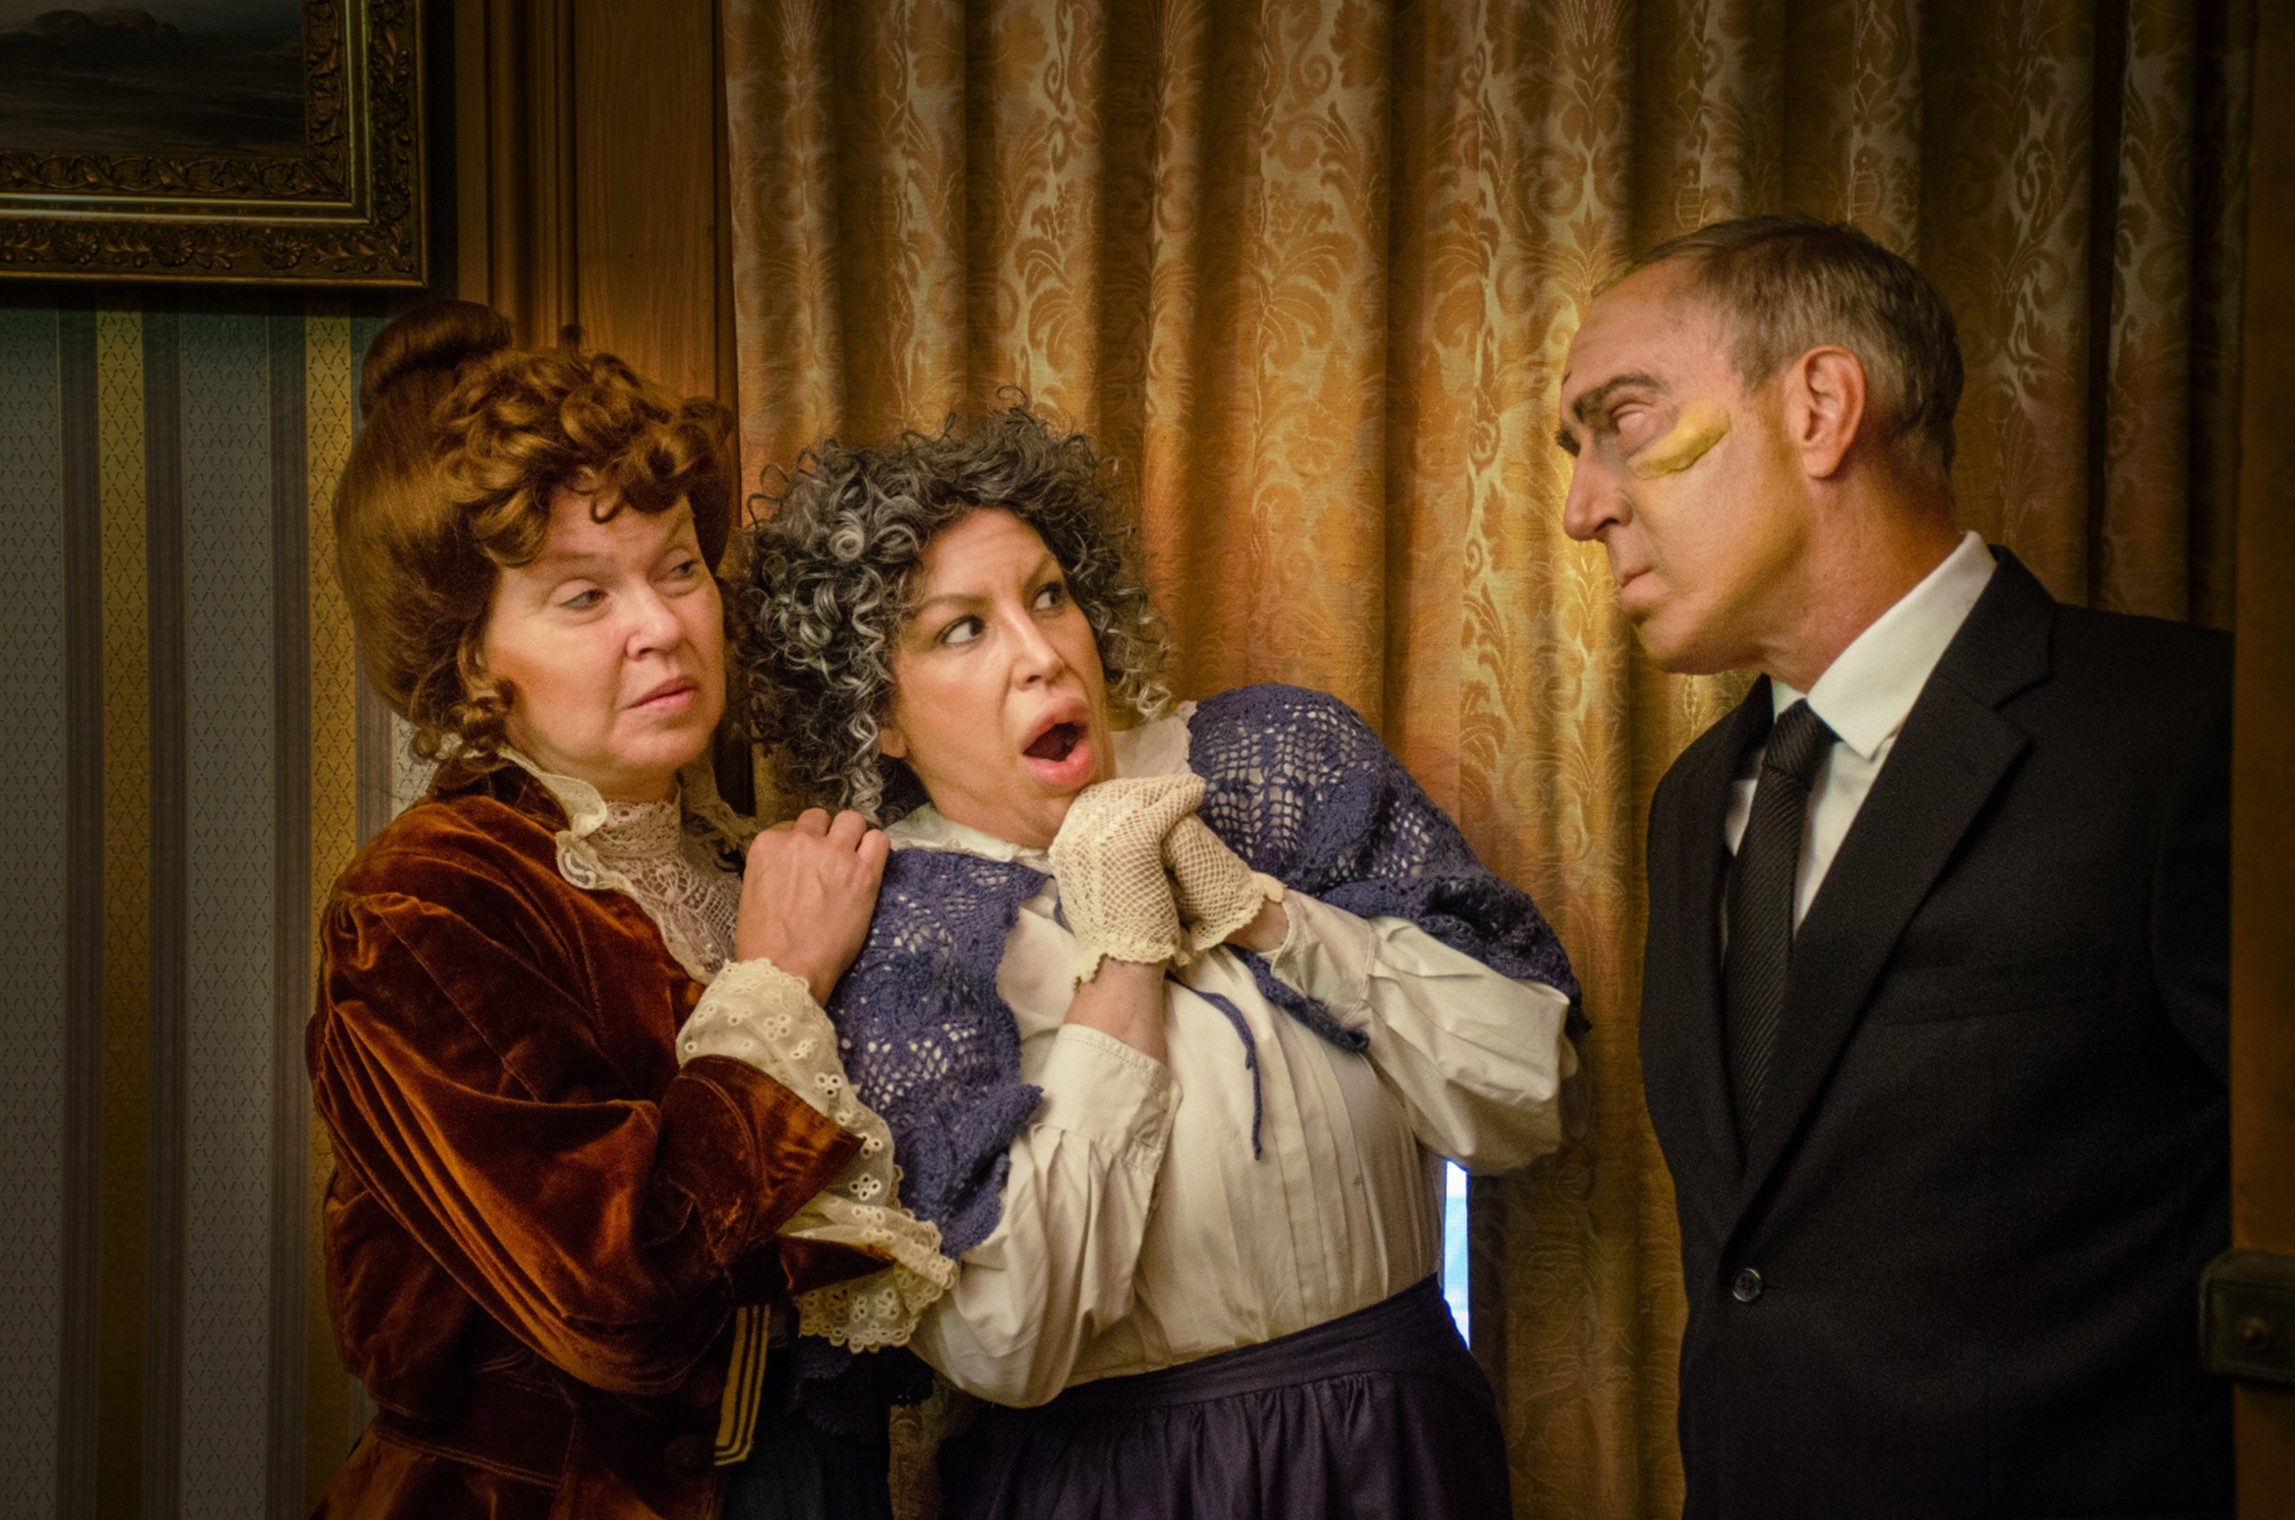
[308,763,876,1520]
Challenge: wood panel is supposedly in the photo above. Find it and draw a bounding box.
[572,0,725,400]
[2233,0,2295,1507]
[453,0,735,408]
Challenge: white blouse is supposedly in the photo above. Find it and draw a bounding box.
[893,706,1578,1407]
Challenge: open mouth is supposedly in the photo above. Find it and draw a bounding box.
[1020,711,1095,788]
[1023,721,1083,763]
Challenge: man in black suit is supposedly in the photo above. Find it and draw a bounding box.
[1555,216,2232,1517]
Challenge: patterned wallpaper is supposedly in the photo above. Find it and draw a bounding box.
[0,292,393,1520]
[0,302,69,1519]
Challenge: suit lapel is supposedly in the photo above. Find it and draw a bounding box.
[1643,682,1771,1228]
[1727,550,2056,1232]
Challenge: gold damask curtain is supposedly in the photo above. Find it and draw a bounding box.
[720,2,2250,1513]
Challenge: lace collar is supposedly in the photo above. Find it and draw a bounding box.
[503,748,755,853]
[503,748,758,984]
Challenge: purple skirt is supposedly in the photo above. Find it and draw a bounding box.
[940,1276,1511,1520]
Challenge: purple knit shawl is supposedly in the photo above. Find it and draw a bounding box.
[828,683,1579,1259]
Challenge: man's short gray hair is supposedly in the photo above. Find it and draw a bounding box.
[733,402,1172,822]
[1623,215,1964,492]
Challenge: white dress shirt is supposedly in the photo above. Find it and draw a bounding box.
[891,705,1577,1406]
[1724,531,1997,924]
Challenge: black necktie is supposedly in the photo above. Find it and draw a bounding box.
[1723,699,1837,1133]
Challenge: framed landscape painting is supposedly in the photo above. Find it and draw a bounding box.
[0,0,423,286]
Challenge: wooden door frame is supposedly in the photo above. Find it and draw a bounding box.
[451,0,737,408]
[2232,0,2295,1507]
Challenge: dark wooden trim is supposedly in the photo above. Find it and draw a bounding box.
[2232,0,2295,1500]
[2083,0,2131,610]
[712,0,740,414]
[454,0,729,399]
[457,0,579,342]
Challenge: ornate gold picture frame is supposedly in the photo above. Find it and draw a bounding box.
[0,0,423,286]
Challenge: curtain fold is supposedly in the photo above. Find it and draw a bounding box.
[721,3,2249,1513]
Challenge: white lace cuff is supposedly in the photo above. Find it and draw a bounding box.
[678,958,957,1348]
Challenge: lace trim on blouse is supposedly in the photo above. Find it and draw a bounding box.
[504,750,955,1349]
[686,962,958,1349]
[504,750,750,985]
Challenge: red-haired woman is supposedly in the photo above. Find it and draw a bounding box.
[309,302,949,1520]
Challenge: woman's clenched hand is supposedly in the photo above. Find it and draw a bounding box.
[1162,815,1285,954]
[737,808,890,1005]
[1046,772,1203,981]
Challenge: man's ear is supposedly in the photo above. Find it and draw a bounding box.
[1784,345,1868,480]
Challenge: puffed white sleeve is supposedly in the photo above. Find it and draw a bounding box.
[1261,891,1577,1172]
[906,1023,1179,1407]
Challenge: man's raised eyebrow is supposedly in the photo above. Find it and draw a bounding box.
[1567,370,1668,427]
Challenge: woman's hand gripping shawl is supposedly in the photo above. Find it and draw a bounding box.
[826,683,1580,1260]
[797,684,1580,1426]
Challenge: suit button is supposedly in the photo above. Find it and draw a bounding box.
[665,1433,712,1476]
[1731,1268,1765,1303]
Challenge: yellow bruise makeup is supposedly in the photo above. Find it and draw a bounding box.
[1627,399,1731,479]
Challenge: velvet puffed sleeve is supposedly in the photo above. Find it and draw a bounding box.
[309,813,863,1399]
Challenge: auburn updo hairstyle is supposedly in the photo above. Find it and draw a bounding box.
[335,301,737,768]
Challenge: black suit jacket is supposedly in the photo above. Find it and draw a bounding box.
[1641,550,2232,1519]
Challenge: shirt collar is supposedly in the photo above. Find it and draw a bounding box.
[1772,531,1995,760]
[884,702,1199,862]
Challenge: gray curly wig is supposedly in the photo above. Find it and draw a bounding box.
[735,403,1172,821]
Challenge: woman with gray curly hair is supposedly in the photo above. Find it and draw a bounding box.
[689,403,1582,1518]
[734,405,1170,825]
